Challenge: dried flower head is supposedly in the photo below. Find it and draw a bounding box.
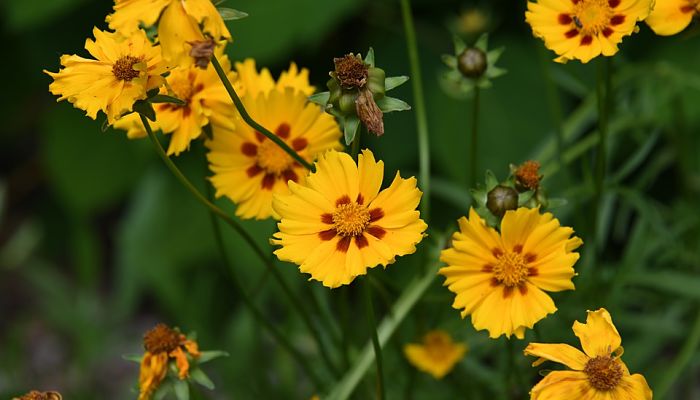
[515,160,542,191]
[143,323,181,354]
[333,54,368,89]
[188,38,217,69]
[356,88,384,136]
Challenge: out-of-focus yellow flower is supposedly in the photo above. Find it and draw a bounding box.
[13,391,62,400]
[646,0,699,35]
[271,149,428,288]
[524,308,653,400]
[404,330,467,379]
[107,0,231,66]
[525,0,653,63]
[138,324,200,400]
[439,207,582,339]
[45,28,168,124]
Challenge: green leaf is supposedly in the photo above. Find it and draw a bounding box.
[133,100,156,122]
[484,170,499,191]
[364,47,375,67]
[343,116,360,145]
[308,91,331,106]
[626,272,700,300]
[122,353,143,363]
[376,96,411,113]
[173,379,189,400]
[452,35,466,54]
[474,33,489,52]
[197,350,229,364]
[384,76,409,91]
[149,94,186,106]
[190,368,215,390]
[441,54,457,69]
[217,7,248,20]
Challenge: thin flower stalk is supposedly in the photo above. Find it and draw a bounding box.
[470,86,481,188]
[364,279,385,400]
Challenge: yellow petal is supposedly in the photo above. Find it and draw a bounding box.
[613,373,653,400]
[529,370,591,400]
[646,0,695,35]
[158,0,204,67]
[572,308,622,358]
[523,343,588,370]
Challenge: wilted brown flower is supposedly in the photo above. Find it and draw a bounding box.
[356,88,384,136]
[333,54,368,89]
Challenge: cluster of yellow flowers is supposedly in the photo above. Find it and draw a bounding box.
[41,0,673,398]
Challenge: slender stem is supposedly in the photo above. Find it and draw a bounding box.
[340,287,352,370]
[655,308,700,399]
[363,279,385,400]
[210,55,314,171]
[470,86,481,188]
[139,114,339,378]
[205,184,324,387]
[594,57,612,250]
[400,0,430,221]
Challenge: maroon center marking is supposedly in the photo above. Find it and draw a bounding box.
[558,14,573,25]
[275,123,291,139]
[513,244,523,254]
[193,83,205,93]
[241,142,257,157]
[482,264,494,273]
[492,248,504,258]
[281,169,299,183]
[580,35,593,46]
[246,165,262,177]
[528,267,539,277]
[602,27,613,38]
[182,106,192,118]
[503,286,514,299]
[262,173,276,190]
[369,208,384,222]
[321,213,333,224]
[565,29,580,38]
[608,0,621,7]
[524,253,537,263]
[336,236,352,252]
[610,15,625,25]
[681,5,695,13]
[291,137,308,151]
[355,235,369,249]
[489,277,500,287]
[356,193,365,205]
[366,226,386,239]
[336,195,351,206]
[254,131,265,142]
[319,229,336,241]
[518,285,528,295]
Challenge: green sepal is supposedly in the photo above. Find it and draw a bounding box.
[190,368,215,390]
[339,92,358,114]
[364,47,375,67]
[376,96,411,113]
[133,99,156,122]
[367,67,386,97]
[197,350,229,364]
[441,54,457,69]
[309,91,330,106]
[385,76,409,91]
[484,170,499,191]
[470,188,487,208]
[218,7,248,20]
[153,381,173,400]
[146,88,160,98]
[453,35,467,55]
[173,379,189,400]
[344,115,360,145]
[149,94,186,106]
[517,190,535,206]
[122,353,143,363]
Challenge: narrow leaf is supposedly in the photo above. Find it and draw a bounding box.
[364,47,375,67]
[190,368,215,390]
[484,170,499,191]
[376,96,411,113]
[384,76,409,91]
[217,7,248,20]
[197,350,229,364]
[173,379,189,400]
[149,94,186,106]
[452,35,466,54]
[122,353,143,363]
[343,116,360,145]
[308,91,331,106]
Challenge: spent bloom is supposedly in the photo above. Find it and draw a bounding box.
[646,0,700,35]
[206,60,341,220]
[138,323,200,400]
[403,330,467,379]
[13,392,62,400]
[525,308,652,400]
[525,0,653,63]
[45,28,169,124]
[272,149,428,288]
[439,207,582,339]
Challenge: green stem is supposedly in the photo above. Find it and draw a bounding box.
[470,86,481,189]
[364,279,385,400]
[400,0,430,221]
[139,114,338,378]
[655,308,700,400]
[205,184,324,388]
[210,55,314,171]
[594,57,612,250]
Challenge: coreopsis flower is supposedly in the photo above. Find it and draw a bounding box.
[107,0,231,66]
[646,0,700,35]
[138,324,200,400]
[525,0,653,63]
[524,308,653,400]
[403,330,467,379]
[206,62,341,219]
[271,149,428,288]
[114,55,237,155]
[439,207,582,339]
[12,391,62,400]
[45,28,168,124]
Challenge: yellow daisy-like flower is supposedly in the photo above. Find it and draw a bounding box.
[271,149,428,288]
[45,28,168,124]
[647,0,700,35]
[114,55,237,156]
[403,330,468,379]
[439,207,582,339]
[525,0,653,63]
[524,308,653,400]
[138,323,200,400]
[107,0,231,66]
[234,59,315,98]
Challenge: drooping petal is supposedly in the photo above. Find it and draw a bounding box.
[573,308,622,358]
[524,343,589,370]
[646,0,696,35]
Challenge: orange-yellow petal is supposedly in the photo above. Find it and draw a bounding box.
[572,308,622,358]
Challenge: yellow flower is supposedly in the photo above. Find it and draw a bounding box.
[206,61,341,219]
[439,207,582,339]
[646,0,699,35]
[525,0,653,63]
[107,0,231,66]
[13,391,62,400]
[114,55,237,156]
[524,308,653,400]
[271,149,428,288]
[45,28,168,124]
[403,330,467,379]
[138,323,200,400]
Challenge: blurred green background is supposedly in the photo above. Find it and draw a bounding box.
[1,0,700,398]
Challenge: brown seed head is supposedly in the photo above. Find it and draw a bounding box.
[515,160,542,191]
[143,323,182,354]
[189,38,217,69]
[355,88,384,136]
[112,55,142,81]
[14,391,62,400]
[333,54,368,89]
[584,356,623,391]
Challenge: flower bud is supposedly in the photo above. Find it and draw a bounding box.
[487,185,518,217]
[458,47,487,79]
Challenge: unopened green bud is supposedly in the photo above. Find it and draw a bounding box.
[339,92,358,114]
[458,47,487,79]
[487,185,518,217]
